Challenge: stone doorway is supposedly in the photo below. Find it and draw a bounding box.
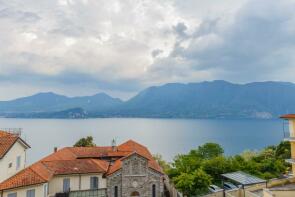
[130,191,140,197]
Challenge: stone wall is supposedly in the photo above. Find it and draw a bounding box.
[107,170,122,197]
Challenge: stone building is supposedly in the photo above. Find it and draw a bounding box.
[0,139,166,197]
[107,153,164,197]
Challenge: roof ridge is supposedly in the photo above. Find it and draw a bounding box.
[41,147,77,162]
[65,147,79,157]
[89,159,108,171]
[119,139,148,149]
[29,164,50,181]
[42,158,82,162]
[39,160,56,172]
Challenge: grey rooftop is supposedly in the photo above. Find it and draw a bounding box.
[221,171,266,186]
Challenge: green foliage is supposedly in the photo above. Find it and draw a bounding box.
[173,169,211,196]
[173,154,203,173]
[168,141,290,196]
[74,136,96,147]
[197,143,224,159]
[275,141,291,159]
[202,156,232,184]
[240,150,258,161]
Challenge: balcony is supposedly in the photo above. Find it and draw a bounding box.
[283,132,295,142]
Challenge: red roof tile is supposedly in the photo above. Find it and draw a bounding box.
[107,159,122,175]
[0,165,47,190]
[280,114,295,119]
[41,148,77,161]
[41,159,108,175]
[0,130,29,159]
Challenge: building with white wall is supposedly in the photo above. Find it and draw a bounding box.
[0,130,30,183]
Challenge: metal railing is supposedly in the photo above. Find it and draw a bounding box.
[283,131,295,141]
[0,128,22,136]
[69,189,107,197]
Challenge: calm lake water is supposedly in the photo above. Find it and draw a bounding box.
[0,118,285,164]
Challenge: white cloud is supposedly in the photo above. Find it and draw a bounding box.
[0,0,294,99]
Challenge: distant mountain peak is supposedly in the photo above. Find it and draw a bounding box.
[1,80,295,119]
[33,92,65,96]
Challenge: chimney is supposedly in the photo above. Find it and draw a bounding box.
[111,139,117,151]
[54,147,58,153]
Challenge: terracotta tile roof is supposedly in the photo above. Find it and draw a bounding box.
[68,146,133,158]
[0,139,163,191]
[107,159,122,175]
[0,164,48,190]
[0,130,30,159]
[41,159,108,175]
[0,159,109,191]
[41,147,77,161]
[117,140,153,158]
[68,146,114,158]
[68,140,163,175]
[280,114,295,119]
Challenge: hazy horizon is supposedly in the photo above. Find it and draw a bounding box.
[0,79,294,101]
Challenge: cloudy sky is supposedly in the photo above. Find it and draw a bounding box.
[0,0,295,100]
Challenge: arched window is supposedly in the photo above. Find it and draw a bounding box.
[152,184,156,197]
[114,186,118,197]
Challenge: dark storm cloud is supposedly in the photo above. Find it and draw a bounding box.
[152,0,295,82]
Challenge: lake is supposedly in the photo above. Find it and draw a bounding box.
[0,118,285,164]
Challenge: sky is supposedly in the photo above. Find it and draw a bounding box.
[0,0,295,100]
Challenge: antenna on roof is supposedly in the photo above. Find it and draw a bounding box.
[0,128,22,136]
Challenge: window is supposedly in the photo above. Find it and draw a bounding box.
[43,183,48,197]
[26,189,35,197]
[8,162,12,168]
[90,177,99,189]
[114,186,118,197]
[152,184,156,197]
[16,156,21,170]
[63,178,71,192]
[8,193,17,197]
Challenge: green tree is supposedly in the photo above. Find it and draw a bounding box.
[203,156,232,184]
[74,136,96,147]
[173,169,211,196]
[275,141,291,159]
[168,141,290,196]
[197,143,224,159]
[171,154,203,175]
[240,150,258,161]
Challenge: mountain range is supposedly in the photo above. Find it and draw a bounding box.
[1,80,295,119]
